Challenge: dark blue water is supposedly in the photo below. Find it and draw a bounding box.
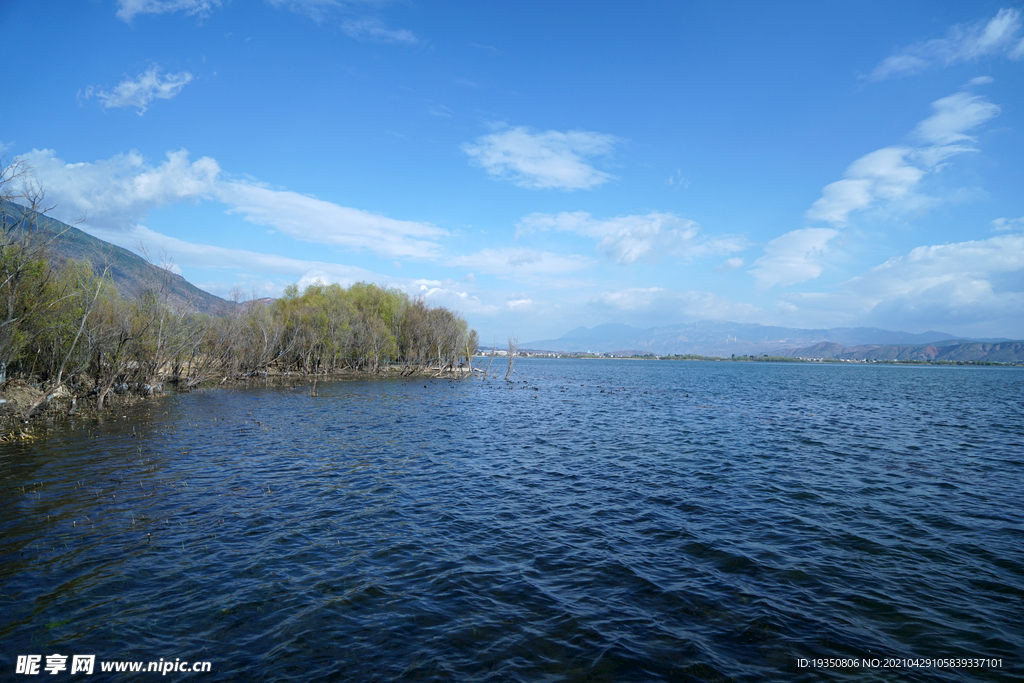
[2,360,1022,681]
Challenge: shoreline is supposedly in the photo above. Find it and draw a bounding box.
[0,365,472,440]
[7,354,1017,439]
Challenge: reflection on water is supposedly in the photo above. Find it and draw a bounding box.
[1,360,1022,681]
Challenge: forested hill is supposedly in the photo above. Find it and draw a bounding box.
[1,200,230,314]
[782,340,1024,362]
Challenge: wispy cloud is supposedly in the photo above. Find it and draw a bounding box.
[517,211,745,265]
[749,228,840,290]
[20,148,445,260]
[265,0,341,22]
[913,91,1001,146]
[869,8,1024,80]
[116,0,220,22]
[663,169,689,189]
[463,126,620,190]
[341,18,418,44]
[447,248,593,278]
[590,286,762,322]
[715,257,745,272]
[426,104,453,117]
[91,223,375,281]
[806,148,923,225]
[807,90,1000,225]
[592,286,664,310]
[118,0,420,44]
[217,182,444,259]
[81,66,194,114]
[411,283,498,316]
[992,216,1024,232]
[86,223,498,313]
[470,43,502,56]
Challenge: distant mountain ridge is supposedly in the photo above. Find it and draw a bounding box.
[2,201,230,314]
[783,340,1024,363]
[524,321,1017,359]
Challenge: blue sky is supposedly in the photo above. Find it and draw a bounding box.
[2,1,1023,341]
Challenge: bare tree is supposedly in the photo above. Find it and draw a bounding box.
[483,335,497,379]
[52,262,112,390]
[462,328,478,378]
[88,293,152,411]
[505,335,518,381]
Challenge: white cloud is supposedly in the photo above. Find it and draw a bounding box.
[116,0,220,22]
[417,286,497,315]
[749,228,840,290]
[807,147,922,225]
[992,216,1024,232]
[427,104,453,117]
[462,126,619,190]
[216,182,445,260]
[20,148,219,227]
[81,66,194,114]
[20,148,445,260]
[782,234,1024,336]
[869,8,1024,80]
[517,211,745,265]
[807,91,999,225]
[88,224,373,279]
[507,298,533,309]
[593,286,665,310]
[266,0,418,43]
[447,248,593,278]
[852,235,1024,300]
[913,92,1001,146]
[341,18,418,44]
[117,0,420,46]
[663,169,689,189]
[265,0,340,21]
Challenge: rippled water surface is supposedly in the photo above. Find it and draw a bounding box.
[2,360,1023,681]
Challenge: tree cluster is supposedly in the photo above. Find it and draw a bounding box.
[210,281,478,382]
[1,161,478,412]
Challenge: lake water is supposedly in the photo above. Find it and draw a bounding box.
[2,359,1022,681]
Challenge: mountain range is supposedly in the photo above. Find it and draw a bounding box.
[780,340,1024,363]
[524,322,1022,362]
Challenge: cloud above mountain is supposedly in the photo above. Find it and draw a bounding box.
[517,211,745,264]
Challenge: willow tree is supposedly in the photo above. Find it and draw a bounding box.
[0,159,67,381]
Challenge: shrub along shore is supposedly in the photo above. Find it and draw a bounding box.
[0,190,477,437]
